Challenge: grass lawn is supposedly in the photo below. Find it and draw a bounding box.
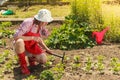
[0,1,120,19]
[0,5,71,18]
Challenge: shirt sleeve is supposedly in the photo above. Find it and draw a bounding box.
[40,26,49,37]
[14,20,31,38]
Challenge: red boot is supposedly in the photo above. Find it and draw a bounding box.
[28,56,36,66]
[18,52,30,75]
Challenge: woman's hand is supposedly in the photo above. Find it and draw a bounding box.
[46,49,53,54]
[33,37,42,43]
[33,37,51,53]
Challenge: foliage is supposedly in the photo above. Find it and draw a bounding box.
[44,61,53,68]
[95,55,105,73]
[110,57,120,74]
[71,62,81,70]
[0,22,14,38]
[45,15,96,50]
[45,0,103,50]
[0,39,6,47]
[0,50,10,64]
[85,56,92,73]
[52,63,65,80]
[103,15,120,42]
[39,70,54,80]
[0,29,14,38]
[71,0,103,28]
[26,75,36,80]
[4,60,14,72]
[0,22,12,28]
[73,55,80,63]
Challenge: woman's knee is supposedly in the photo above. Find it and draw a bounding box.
[35,53,47,64]
[15,39,25,53]
[40,58,47,64]
[15,39,24,46]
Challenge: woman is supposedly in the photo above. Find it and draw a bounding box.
[14,9,53,75]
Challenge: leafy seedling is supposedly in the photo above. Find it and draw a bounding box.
[39,70,54,80]
[44,61,53,68]
[95,55,105,74]
[26,75,36,80]
[110,58,120,75]
[73,55,80,63]
[52,63,65,80]
[85,56,92,74]
[71,63,81,70]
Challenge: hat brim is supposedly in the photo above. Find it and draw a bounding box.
[34,15,53,22]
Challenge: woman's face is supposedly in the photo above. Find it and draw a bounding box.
[39,22,48,27]
[34,19,48,27]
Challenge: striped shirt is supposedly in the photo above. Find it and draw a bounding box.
[14,18,48,38]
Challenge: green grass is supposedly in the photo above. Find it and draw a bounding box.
[0,5,71,18]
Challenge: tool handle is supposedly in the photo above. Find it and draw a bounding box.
[46,51,62,58]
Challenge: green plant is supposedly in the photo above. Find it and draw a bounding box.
[44,61,53,68]
[0,50,10,64]
[39,70,54,80]
[71,63,81,70]
[4,60,13,72]
[71,0,103,28]
[52,63,65,80]
[26,75,36,80]
[64,56,70,63]
[0,39,6,47]
[110,57,120,75]
[45,20,96,50]
[85,56,92,74]
[48,55,55,62]
[0,22,14,38]
[0,69,4,78]
[3,50,10,58]
[1,29,15,38]
[45,0,101,50]
[95,55,105,74]
[12,55,18,65]
[0,55,5,64]
[73,55,80,63]
[1,22,12,28]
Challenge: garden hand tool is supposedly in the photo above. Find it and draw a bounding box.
[46,51,65,63]
[92,27,110,44]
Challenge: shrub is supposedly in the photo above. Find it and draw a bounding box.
[45,15,96,50]
[45,0,105,50]
[71,0,103,27]
[103,15,120,42]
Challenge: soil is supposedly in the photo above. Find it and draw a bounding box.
[1,22,120,80]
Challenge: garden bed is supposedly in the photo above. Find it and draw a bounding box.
[0,23,120,80]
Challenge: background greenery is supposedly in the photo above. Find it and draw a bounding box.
[0,0,120,49]
[45,0,120,50]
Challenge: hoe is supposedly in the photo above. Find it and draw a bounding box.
[46,51,65,63]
